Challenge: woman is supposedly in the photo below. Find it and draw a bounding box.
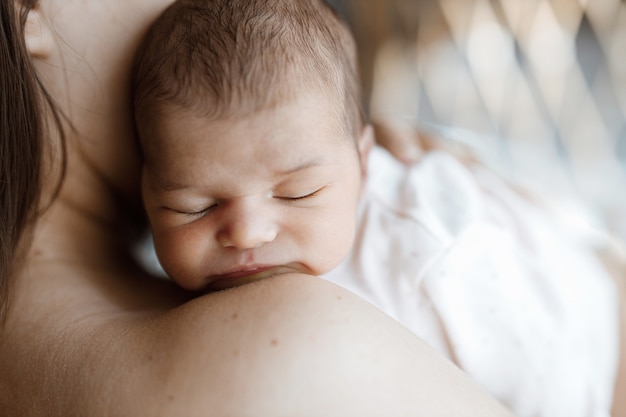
[0,1,514,415]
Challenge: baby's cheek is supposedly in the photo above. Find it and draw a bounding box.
[154,227,206,290]
[306,209,356,275]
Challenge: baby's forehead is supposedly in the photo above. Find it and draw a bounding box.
[141,111,359,196]
[158,75,349,123]
[142,97,355,164]
[156,93,350,136]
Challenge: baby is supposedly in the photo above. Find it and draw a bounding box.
[133,1,621,416]
[134,0,371,292]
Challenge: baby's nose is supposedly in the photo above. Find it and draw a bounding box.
[216,202,278,249]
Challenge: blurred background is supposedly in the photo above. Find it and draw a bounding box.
[328,0,626,244]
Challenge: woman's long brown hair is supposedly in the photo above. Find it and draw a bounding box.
[0,0,65,322]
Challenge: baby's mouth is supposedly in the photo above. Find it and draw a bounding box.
[216,265,275,279]
[206,265,286,291]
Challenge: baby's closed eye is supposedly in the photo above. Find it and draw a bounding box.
[273,186,325,201]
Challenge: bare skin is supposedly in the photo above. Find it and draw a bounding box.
[0,1,515,415]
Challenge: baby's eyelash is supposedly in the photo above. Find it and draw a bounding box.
[182,209,207,216]
[277,187,323,201]
[175,204,218,216]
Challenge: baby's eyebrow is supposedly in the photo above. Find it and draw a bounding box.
[274,158,332,176]
[149,178,192,193]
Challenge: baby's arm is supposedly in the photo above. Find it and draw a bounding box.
[374,117,626,415]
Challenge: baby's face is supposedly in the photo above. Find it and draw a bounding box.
[142,94,369,291]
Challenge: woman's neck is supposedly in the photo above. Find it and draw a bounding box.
[16,179,187,324]
[29,165,145,272]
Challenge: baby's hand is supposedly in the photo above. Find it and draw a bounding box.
[372,119,425,164]
[372,119,476,166]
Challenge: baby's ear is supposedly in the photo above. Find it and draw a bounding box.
[357,124,374,176]
[24,4,54,59]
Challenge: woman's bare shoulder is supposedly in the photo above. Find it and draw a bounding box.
[1,270,513,416]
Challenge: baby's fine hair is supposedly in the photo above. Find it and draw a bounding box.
[133,0,364,140]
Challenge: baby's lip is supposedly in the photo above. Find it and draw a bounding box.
[214,265,275,280]
[206,265,284,291]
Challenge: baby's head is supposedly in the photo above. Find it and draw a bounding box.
[133,0,372,291]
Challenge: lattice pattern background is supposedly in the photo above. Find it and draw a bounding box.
[330,0,626,240]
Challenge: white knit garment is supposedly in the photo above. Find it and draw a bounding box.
[324,146,619,417]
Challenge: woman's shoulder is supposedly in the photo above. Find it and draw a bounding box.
[1,266,513,416]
